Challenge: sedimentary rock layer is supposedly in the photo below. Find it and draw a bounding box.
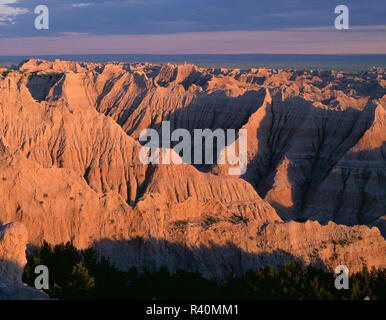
[0,59,384,276]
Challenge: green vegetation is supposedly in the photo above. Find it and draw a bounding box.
[294,217,308,223]
[44,71,62,76]
[332,239,351,247]
[23,242,386,300]
[1,69,12,77]
[201,217,219,229]
[229,214,248,224]
[23,242,127,300]
[173,220,189,228]
[67,262,95,299]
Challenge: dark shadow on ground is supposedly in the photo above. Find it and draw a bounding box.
[90,236,328,279]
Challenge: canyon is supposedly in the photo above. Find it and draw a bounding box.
[0,59,385,286]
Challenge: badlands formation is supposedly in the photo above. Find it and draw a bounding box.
[0,59,385,280]
[0,222,49,299]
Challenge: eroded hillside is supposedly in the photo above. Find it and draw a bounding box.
[0,59,384,275]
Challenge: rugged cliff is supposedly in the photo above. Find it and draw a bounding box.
[0,59,384,277]
[0,222,49,299]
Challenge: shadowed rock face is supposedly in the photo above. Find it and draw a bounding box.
[0,59,384,276]
[93,220,386,277]
[0,222,27,285]
[0,222,50,299]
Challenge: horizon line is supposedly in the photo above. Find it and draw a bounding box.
[1,53,386,57]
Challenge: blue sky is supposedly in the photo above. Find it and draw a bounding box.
[0,0,385,54]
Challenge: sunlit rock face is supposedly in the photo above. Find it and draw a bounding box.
[0,59,384,277]
[0,222,50,299]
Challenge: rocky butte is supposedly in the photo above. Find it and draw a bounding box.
[0,59,384,283]
[0,222,49,299]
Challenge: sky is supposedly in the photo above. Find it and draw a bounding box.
[0,0,385,55]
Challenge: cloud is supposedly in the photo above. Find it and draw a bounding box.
[0,0,385,55]
[287,25,386,32]
[58,31,89,36]
[3,0,386,38]
[72,3,91,8]
[0,0,28,23]
[1,28,385,55]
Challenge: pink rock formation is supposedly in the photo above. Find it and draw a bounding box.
[0,222,50,299]
[0,222,27,285]
[0,59,384,277]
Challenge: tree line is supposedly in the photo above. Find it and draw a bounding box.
[23,242,385,300]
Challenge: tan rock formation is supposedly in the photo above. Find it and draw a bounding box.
[0,222,27,285]
[0,222,50,299]
[0,60,384,278]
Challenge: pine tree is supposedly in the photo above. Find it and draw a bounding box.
[66,262,95,299]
